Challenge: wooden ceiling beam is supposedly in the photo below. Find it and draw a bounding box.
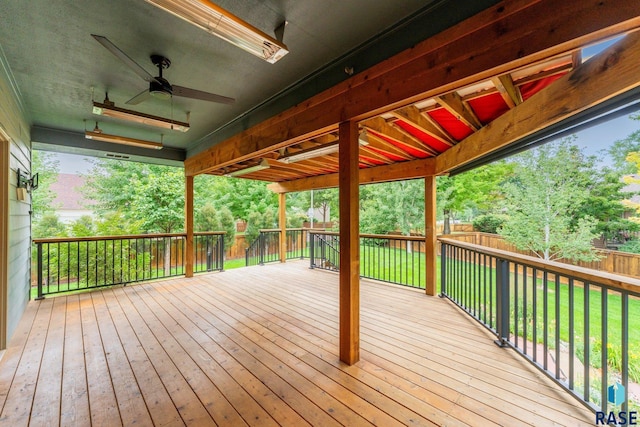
[436,31,640,174]
[366,133,415,161]
[362,117,437,156]
[390,106,454,146]
[185,0,640,176]
[435,92,483,130]
[267,157,436,193]
[263,158,327,175]
[491,74,522,108]
[359,146,394,164]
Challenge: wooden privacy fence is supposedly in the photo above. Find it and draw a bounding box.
[443,232,640,278]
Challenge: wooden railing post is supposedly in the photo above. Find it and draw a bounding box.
[425,175,437,296]
[185,175,194,278]
[494,258,510,347]
[36,242,44,300]
[279,193,286,263]
[439,242,446,298]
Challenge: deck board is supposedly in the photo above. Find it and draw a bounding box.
[0,261,594,426]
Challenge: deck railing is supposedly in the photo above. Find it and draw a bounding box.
[245,228,310,266]
[33,232,224,298]
[439,237,640,414]
[309,231,426,288]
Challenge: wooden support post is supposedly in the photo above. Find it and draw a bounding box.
[425,175,437,296]
[339,120,360,365]
[279,192,286,263]
[185,174,194,278]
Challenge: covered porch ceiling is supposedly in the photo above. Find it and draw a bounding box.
[182,1,640,191]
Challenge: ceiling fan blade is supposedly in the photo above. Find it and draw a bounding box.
[91,34,156,83]
[126,89,152,105]
[172,85,235,104]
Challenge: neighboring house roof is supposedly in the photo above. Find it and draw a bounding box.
[50,174,93,210]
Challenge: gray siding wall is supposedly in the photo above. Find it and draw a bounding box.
[0,52,31,344]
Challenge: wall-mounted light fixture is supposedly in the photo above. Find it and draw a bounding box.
[16,168,38,201]
[92,96,190,132]
[142,0,288,63]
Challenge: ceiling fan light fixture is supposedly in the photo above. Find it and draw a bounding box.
[143,0,289,63]
[149,80,172,100]
[85,130,163,150]
[92,101,190,132]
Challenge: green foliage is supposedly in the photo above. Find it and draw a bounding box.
[472,214,507,234]
[195,204,221,232]
[437,162,513,232]
[360,179,424,235]
[130,168,184,233]
[31,150,60,222]
[194,174,278,221]
[33,213,67,238]
[620,239,640,254]
[245,211,263,243]
[606,113,640,174]
[69,215,95,237]
[263,206,277,229]
[312,188,338,223]
[84,160,184,233]
[194,203,236,249]
[286,212,308,228]
[578,167,640,240]
[217,206,236,249]
[500,137,600,261]
[95,211,143,235]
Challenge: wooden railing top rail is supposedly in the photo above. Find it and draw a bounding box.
[310,230,427,242]
[33,231,226,244]
[258,228,322,233]
[439,237,640,294]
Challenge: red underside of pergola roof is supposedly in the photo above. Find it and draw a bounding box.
[213,56,572,182]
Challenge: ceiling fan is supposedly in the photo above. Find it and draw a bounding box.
[92,34,235,106]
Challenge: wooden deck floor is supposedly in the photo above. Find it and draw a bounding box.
[0,261,593,426]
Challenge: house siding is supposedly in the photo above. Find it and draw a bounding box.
[0,49,31,348]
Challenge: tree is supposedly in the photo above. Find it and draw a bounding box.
[194,174,278,221]
[578,167,639,241]
[31,150,60,221]
[245,211,263,244]
[84,160,184,233]
[500,138,600,261]
[195,204,221,232]
[217,207,236,250]
[624,151,640,219]
[312,188,338,225]
[70,215,96,237]
[606,113,640,174]
[32,213,67,238]
[437,162,512,234]
[360,179,424,237]
[195,204,236,249]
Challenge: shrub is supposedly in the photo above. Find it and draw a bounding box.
[620,238,640,254]
[473,214,508,234]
